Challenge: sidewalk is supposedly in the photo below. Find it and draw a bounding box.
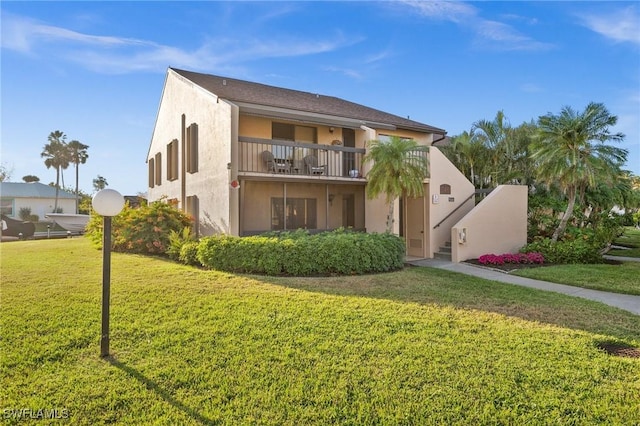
[407,258,640,316]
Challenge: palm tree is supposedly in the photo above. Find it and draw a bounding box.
[41,131,70,212]
[93,175,108,192]
[22,175,40,183]
[68,140,89,213]
[530,102,627,241]
[473,111,509,185]
[442,129,490,188]
[363,136,428,233]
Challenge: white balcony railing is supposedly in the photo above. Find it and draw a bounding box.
[238,137,366,179]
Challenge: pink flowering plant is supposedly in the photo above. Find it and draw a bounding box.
[478,252,544,266]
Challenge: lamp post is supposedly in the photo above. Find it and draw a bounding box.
[92,189,125,358]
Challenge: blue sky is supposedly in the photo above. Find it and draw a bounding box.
[2,1,639,196]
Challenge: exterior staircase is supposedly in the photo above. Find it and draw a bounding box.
[433,241,452,261]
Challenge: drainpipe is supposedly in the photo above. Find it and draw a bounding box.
[181,114,186,210]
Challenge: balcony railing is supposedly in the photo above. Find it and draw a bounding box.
[238,137,366,179]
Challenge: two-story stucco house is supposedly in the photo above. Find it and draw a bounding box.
[147,68,527,262]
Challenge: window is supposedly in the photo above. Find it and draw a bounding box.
[167,139,178,181]
[155,152,162,185]
[272,122,317,143]
[272,122,295,141]
[1,198,14,216]
[187,123,199,173]
[148,158,155,188]
[271,197,317,230]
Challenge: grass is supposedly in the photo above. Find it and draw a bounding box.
[2,238,639,424]
[512,262,640,295]
[608,226,640,258]
[511,227,640,296]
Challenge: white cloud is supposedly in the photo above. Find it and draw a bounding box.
[473,20,553,51]
[323,66,362,79]
[364,50,393,64]
[399,0,553,51]
[1,13,149,53]
[579,5,640,45]
[1,12,357,74]
[398,0,477,24]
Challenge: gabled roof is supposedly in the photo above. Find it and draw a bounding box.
[0,182,76,198]
[170,68,446,135]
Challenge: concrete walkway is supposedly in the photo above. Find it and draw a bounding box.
[407,258,640,316]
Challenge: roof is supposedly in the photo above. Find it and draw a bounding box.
[170,68,446,135]
[0,182,77,199]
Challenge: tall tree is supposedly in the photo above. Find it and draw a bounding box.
[530,102,627,241]
[93,175,108,192]
[363,136,428,233]
[22,175,40,183]
[473,110,510,186]
[68,140,89,213]
[441,129,490,187]
[41,131,70,212]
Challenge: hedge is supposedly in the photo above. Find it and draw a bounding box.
[195,230,406,276]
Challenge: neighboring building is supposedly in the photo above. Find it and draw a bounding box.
[147,68,527,262]
[0,182,77,221]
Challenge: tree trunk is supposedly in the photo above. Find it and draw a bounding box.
[75,164,79,214]
[54,167,60,213]
[386,199,395,233]
[551,188,576,242]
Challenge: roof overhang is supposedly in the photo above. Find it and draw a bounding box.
[234,101,397,131]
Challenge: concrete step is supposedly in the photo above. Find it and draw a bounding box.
[433,251,452,261]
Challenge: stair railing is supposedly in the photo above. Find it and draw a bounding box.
[432,192,476,230]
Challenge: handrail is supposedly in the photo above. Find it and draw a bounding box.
[239,136,365,153]
[432,192,476,230]
[237,137,365,178]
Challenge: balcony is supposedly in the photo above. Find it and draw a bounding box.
[238,137,366,180]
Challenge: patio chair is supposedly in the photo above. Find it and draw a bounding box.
[303,155,327,175]
[262,150,291,174]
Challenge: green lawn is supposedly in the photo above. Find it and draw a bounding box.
[512,262,640,295]
[608,226,640,258]
[512,227,640,295]
[2,238,639,425]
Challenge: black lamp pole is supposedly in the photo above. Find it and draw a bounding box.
[100,215,112,358]
[93,188,124,359]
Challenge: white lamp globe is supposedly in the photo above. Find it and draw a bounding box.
[92,189,125,217]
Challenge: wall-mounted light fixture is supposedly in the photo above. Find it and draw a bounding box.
[328,194,335,205]
[329,127,335,133]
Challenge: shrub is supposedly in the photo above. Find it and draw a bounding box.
[167,227,196,261]
[86,199,192,255]
[196,230,405,276]
[179,241,200,266]
[520,238,603,264]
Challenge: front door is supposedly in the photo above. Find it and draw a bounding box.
[405,195,425,258]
